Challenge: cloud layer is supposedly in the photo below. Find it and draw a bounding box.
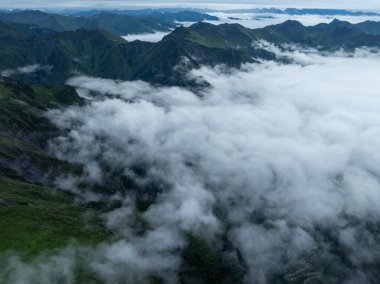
[4,48,380,283]
[207,12,380,29]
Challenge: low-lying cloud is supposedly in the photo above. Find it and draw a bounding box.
[122,31,171,42]
[1,64,52,77]
[121,22,196,43]
[207,12,380,29]
[4,48,380,283]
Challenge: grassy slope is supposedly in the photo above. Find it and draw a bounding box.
[0,77,108,257]
[0,177,107,256]
[0,77,83,159]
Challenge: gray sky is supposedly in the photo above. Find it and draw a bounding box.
[1,0,380,10]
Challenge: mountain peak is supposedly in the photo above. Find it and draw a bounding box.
[269,20,305,33]
[281,20,305,28]
[188,21,215,31]
[329,19,351,27]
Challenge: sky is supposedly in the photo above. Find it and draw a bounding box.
[1,0,380,10]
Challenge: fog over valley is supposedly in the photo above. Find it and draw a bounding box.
[2,48,380,283]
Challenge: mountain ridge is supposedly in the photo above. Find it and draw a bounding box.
[1,18,380,85]
[0,9,218,35]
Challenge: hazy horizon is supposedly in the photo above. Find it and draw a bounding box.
[1,0,380,11]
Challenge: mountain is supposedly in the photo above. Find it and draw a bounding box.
[0,9,217,36]
[126,23,276,85]
[146,10,218,23]
[284,8,380,16]
[354,20,380,35]
[223,7,380,16]
[318,19,380,35]
[0,20,274,85]
[261,20,380,49]
[87,12,174,35]
[1,19,380,86]
[64,8,214,17]
[0,76,84,182]
[0,21,138,84]
[224,7,285,14]
[66,8,159,17]
[0,10,98,32]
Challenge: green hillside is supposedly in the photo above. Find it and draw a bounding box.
[0,177,107,256]
[1,18,380,86]
[0,76,108,256]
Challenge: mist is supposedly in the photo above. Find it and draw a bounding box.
[3,48,380,283]
[122,31,171,42]
[0,64,52,77]
[206,12,380,29]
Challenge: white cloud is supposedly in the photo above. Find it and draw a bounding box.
[4,48,380,283]
[37,48,380,282]
[122,31,171,42]
[1,64,52,77]
[0,247,79,284]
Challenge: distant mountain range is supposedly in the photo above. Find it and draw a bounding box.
[0,15,380,86]
[283,8,380,16]
[11,7,379,16]
[0,10,218,35]
[217,7,380,16]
